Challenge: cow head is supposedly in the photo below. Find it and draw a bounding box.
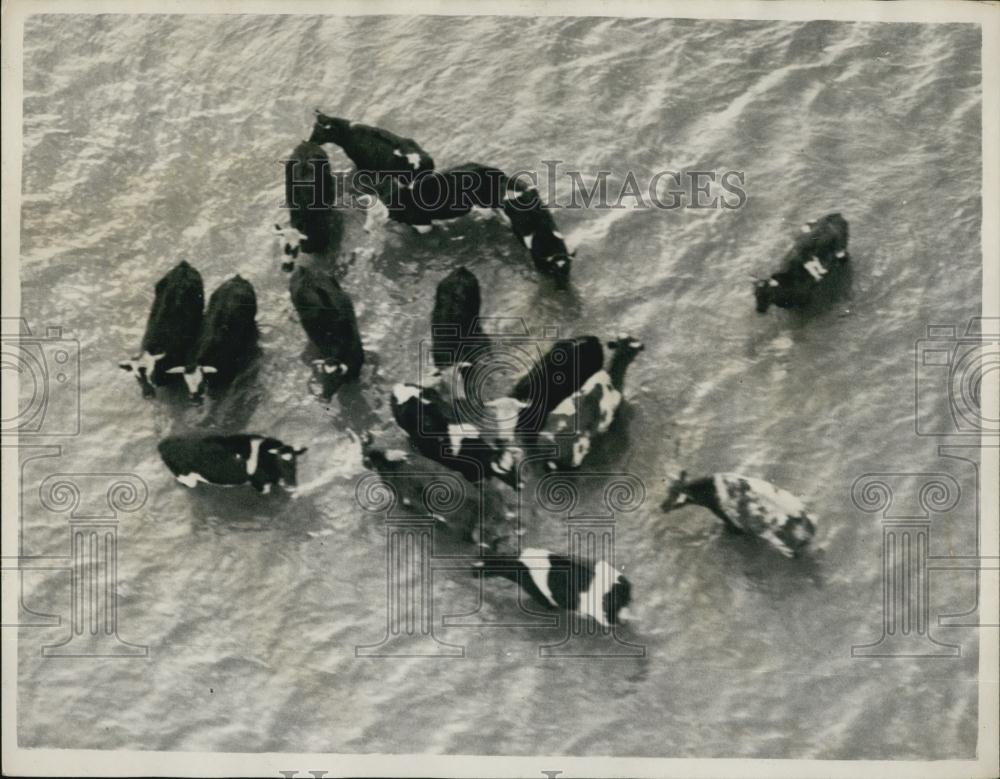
[606,334,645,358]
[309,358,351,399]
[165,364,218,403]
[272,223,304,271]
[265,442,308,491]
[309,110,351,147]
[660,470,691,512]
[118,351,165,398]
[754,276,781,314]
[540,252,573,290]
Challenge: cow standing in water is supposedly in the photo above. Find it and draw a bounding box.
[540,335,645,470]
[754,213,851,314]
[381,163,508,233]
[273,140,343,271]
[510,335,605,434]
[159,434,307,495]
[119,260,204,398]
[288,266,364,399]
[309,111,434,190]
[474,547,635,628]
[431,266,482,369]
[168,275,259,403]
[503,181,575,288]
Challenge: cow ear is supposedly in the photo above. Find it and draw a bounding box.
[202,365,218,374]
[118,361,134,372]
[150,353,166,362]
[165,366,185,374]
[266,447,280,455]
[293,446,308,455]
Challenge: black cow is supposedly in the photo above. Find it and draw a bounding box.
[431,266,481,368]
[383,163,508,232]
[168,275,259,402]
[390,382,523,490]
[159,434,307,495]
[503,182,574,288]
[289,266,364,398]
[273,141,343,271]
[474,547,634,627]
[511,335,604,433]
[119,261,204,398]
[309,112,434,191]
[754,213,851,314]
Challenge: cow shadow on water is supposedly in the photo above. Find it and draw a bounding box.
[183,483,329,539]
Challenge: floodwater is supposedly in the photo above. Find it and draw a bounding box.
[16,13,983,758]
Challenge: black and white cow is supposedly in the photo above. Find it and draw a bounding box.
[503,181,574,288]
[431,266,482,368]
[390,382,523,490]
[289,266,364,398]
[309,112,434,188]
[361,436,517,548]
[511,335,605,433]
[754,213,851,314]
[661,471,818,558]
[119,261,204,398]
[167,275,259,402]
[272,140,342,271]
[540,335,644,470]
[159,434,307,495]
[474,547,634,628]
[381,163,508,232]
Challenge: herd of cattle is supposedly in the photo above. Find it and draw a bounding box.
[120,111,850,628]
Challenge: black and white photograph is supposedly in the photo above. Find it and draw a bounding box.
[2,1,998,777]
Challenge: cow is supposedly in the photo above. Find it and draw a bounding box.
[272,140,341,271]
[390,382,523,490]
[309,111,434,195]
[661,471,819,559]
[540,335,644,470]
[503,181,574,288]
[510,335,604,434]
[167,275,259,403]
[431,266,482,369]
[288,266,364,399]
[159,434,306,495]
[361,434,518,548]
[383,163,508,233]
[119,261,204,398]
[474,547,634,628]
[754,213,851,314]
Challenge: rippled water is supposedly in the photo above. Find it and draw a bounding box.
[17,14,983,758]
